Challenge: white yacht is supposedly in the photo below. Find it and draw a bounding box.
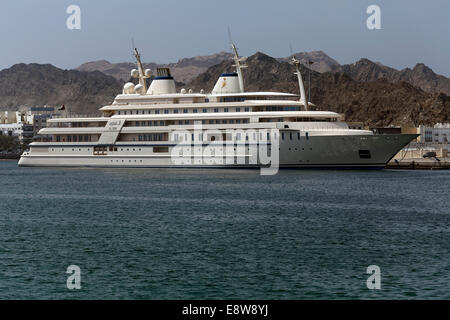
[18,45,417,171]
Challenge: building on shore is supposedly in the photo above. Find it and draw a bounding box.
[418,123,450,144]
[0,122,34,143]
[0,106,63,143]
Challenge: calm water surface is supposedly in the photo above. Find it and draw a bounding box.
[0,160,448,299]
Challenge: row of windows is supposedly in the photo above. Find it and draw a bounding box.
[138,133,166,141]
[117,107,252,115]
[56,135,92,142]
[281,132,309,140]
[172,131,277,142]
[129,119,250,126]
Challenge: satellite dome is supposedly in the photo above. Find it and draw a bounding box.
[135,84,145,95]
[180,88,186,94]
[144,69,152,77]
[123,82,135,94]
[131,69,139,78]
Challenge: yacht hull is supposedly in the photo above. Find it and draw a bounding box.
[18,134,418,169]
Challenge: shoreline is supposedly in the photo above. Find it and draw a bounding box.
[387,157,450,170]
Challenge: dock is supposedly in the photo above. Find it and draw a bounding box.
[387,157,450,169]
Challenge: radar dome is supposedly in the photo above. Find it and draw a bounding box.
[123,82,136,94]
[135,84,145,95]
[180,88,186,94]
[131,69,139,78]
[144,69,152,77]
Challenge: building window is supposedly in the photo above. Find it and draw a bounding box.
[202,108,207,113]
[153,146,169,153]
[236,107,241,112]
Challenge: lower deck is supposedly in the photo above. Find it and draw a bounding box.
[19,133,418,170]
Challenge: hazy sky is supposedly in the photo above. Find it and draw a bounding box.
[0,0,449,76]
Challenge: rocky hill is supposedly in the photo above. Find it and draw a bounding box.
[278,50,340,73]
[0,63,121,114]
[187,52,449,127]
[77,50,450,96]
[334,58,450,95]
[76,51,234,84]
[1,53,449,127]
[76,50,341,84]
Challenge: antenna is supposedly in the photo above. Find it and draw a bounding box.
[228,29,247,92]
[133,47,151,92]
[290,55,308,110]
[227,26,233,46]
[131,37,136,60]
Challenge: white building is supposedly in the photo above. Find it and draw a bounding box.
[0,122,34,142]
[0,106,63,142]
[418,123,450,143]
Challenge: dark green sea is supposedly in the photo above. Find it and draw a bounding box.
[0,160,448,299]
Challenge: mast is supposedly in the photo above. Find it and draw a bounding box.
[291,56,309,111]
[133,48,148,91]
[231,43,247,92]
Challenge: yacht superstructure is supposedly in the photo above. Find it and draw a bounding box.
[18,46,417,170]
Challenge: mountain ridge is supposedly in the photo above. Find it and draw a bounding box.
[0,52,449,126]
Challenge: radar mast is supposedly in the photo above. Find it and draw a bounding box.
[133,48,150,91]
[291,56,309,111]
[231,43,247,93]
